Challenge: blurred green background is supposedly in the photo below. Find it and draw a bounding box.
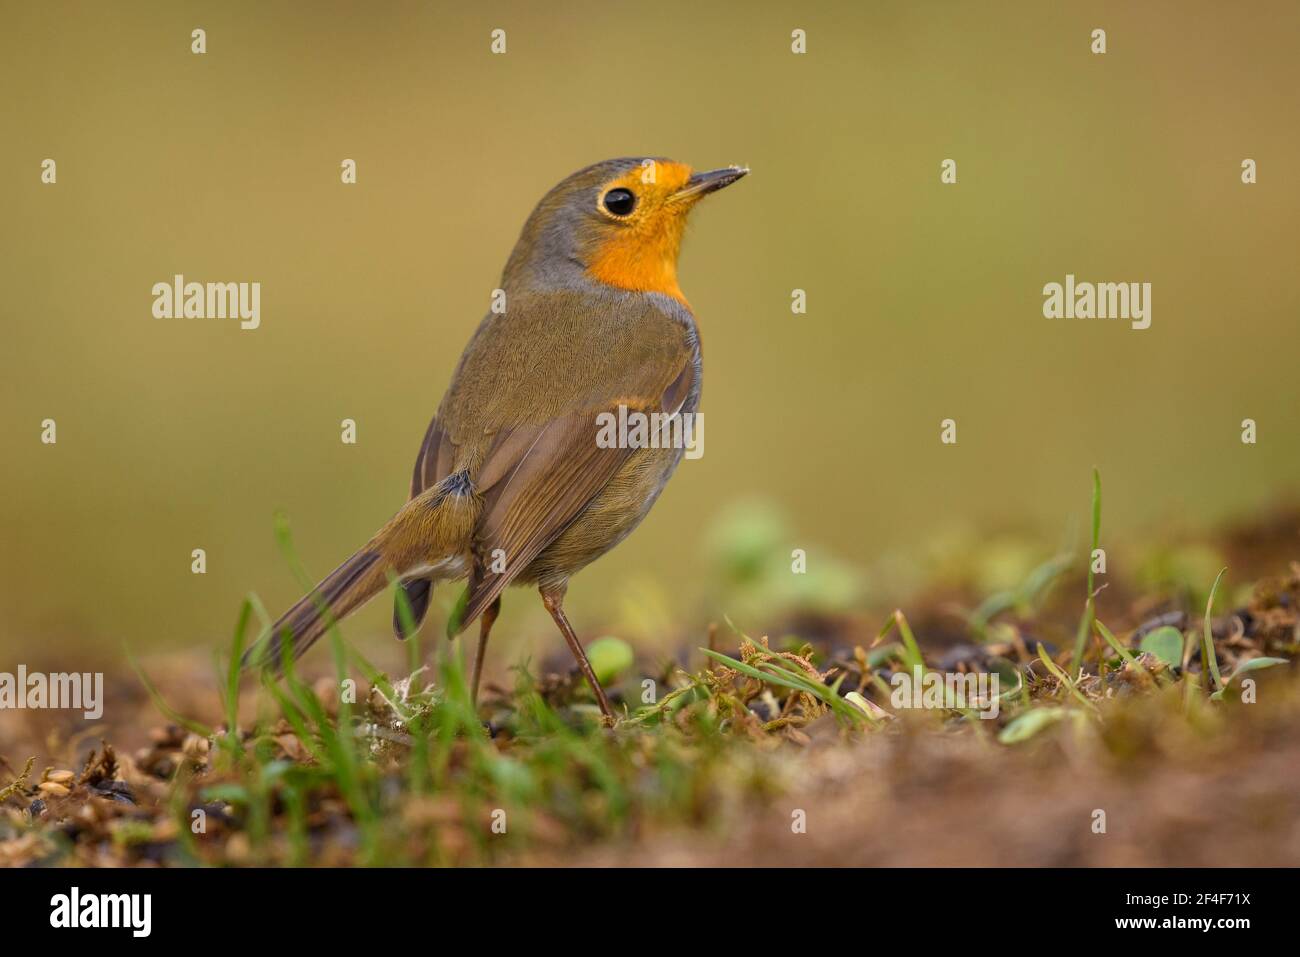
[3,0,1298,663]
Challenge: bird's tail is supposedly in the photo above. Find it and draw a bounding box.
[242,473,478,673]
[244,547,388,672]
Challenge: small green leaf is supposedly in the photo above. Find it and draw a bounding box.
[998,707,1070,744]
[586,636,635,685]
[1139,626,1184,668]
[845,691,888,723]
[1227,656,1289,682]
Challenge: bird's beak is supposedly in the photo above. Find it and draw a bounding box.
[671,166,750,203]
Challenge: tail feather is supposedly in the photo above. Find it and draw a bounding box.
[392,577,433,639]
[243,471,481,674]
[243,549,387,672]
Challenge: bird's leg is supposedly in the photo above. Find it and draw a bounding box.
[470,596,500,708]
[540,585,614,725]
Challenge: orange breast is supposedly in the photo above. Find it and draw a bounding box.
[587,225,687,304]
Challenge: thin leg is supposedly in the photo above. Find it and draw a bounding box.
[471,596,500,708]
[540,586,614,724]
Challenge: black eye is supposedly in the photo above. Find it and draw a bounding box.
[602,188,636,216]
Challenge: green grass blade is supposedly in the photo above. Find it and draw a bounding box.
[1202,568,1226,693]
[1071,467,1102,669]
[127,648,214,738]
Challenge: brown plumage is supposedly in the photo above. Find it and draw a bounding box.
[243,157,747,722]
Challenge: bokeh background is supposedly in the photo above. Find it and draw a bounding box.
[3,1,1298,666]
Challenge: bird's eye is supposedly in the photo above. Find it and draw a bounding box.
[602,188,637,217]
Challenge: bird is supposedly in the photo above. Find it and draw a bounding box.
[242,157,748,723]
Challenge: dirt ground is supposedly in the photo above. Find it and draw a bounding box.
[3,509,1299,868]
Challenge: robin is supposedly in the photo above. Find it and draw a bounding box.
[243,157,748,723]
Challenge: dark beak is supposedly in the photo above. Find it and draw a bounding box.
[672,165,749,202]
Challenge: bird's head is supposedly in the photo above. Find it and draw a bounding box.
[504,157,748,304]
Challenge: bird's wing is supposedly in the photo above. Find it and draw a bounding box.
[409,415,452,498]
[395,414,457,635]
[444,291,697,631]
